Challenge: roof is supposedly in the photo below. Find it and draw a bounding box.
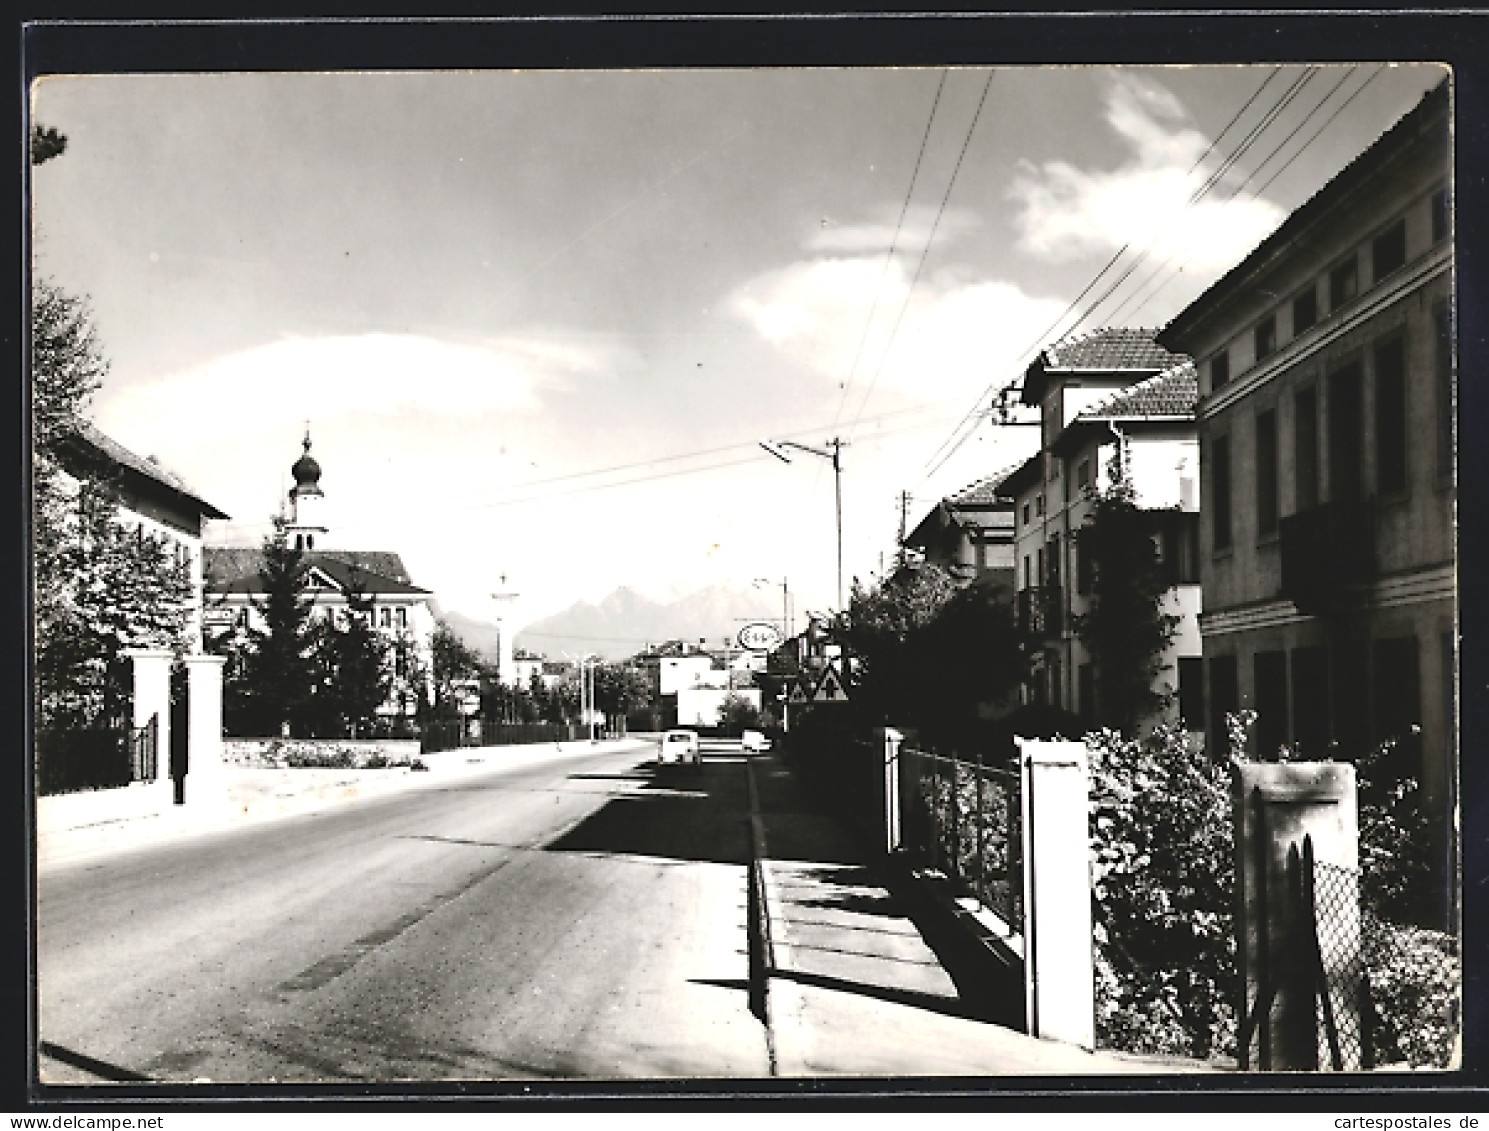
[204,546,429,597]
[1077,362,1198,421]
[1021,328,1186,405]
[946,468,1019,508]
[57,419,229,520]
[1160,80,1448,350]
[995,453,1043,499]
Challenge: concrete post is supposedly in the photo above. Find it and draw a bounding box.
[123,648,173,793]
[1234,761,1360,1070]
[879,727,903,855]
[183,653,229,813]
[1018,737,1095,1050]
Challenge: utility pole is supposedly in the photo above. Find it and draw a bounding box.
[897,490,911,569]
[759,436,848,610]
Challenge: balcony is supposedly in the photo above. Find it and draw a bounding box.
[1018,585,1064,641]
[1279,502,1376,616]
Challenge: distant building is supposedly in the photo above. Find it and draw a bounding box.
[1157,82,1453,835]
[203,433,437,725]
[997,329,1201,728]
[903,472,1017,592]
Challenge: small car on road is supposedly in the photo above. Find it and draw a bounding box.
[658,728,701,768]
[741,729,771,752]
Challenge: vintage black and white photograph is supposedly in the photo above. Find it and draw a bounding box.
[28,52,1459,1089]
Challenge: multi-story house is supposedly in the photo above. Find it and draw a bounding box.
[902,473,1017,593]
[203,433,437,727]
[997,329,1202,729]
[1156,82,1452,849]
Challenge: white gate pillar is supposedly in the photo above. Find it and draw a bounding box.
[183,653,229,812]
[1018,737,1096,1050]
[879,726,903,855]
[123,648,173,792]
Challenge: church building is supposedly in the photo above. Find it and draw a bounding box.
[203,433,438,727]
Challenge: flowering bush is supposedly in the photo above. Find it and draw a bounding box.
[1087,723,1237,1060]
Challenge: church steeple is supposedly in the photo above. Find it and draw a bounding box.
[285,428,329,551]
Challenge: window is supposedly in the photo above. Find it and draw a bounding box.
[1075,532,1092,595]
[1209,654,1239,757]
[1294,387,1319,511]
[1432,187,1449,244]
[1035,494,1045,518]
[1023,554,1031,589]
[1375,336,1407,495]
[379,606,392,629]
[396,606,408,630]
[1022,502,1030,526]
[1178,656,1204,731]
[1436,300,1453,478]
[1211,433,1232,551]
[1372,218,1407,282]
[1255,314,1277,361]
[1211,350,1230,391]
[1256,409,1279,536]
[1255,650,1288,760]
[1046,536,1061,587]
[1328,361,1364,505]
[1329,255,1359,309]
[1293,286,1318,335]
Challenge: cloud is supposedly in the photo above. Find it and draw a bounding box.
[805,205,981,255]
[1008,73,1286,271]
[728,256,1066,408]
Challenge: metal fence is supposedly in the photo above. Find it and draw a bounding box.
[900,745,1023,933]
[129,714,158,783]
[1312,847,1459,1071]
[36,723,151,796]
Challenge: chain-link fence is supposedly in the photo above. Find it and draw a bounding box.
[1312,850,1459,1070]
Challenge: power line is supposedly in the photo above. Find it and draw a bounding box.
[829,70,949,431]
[846,69,997,440]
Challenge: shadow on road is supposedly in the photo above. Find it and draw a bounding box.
[544,762,750,867]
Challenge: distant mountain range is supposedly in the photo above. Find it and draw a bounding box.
[442,583,786,662]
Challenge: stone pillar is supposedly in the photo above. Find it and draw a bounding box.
[183,653,229,812]
[1234,761,1360,1070]
[1018,738,1095,1050]
[123,648,173,792]
[879,727,903,856]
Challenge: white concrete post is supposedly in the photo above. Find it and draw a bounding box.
[1018,737,1096,1050]
[183,653,229,813]
[123,648,173,793]
[880,727,903,855]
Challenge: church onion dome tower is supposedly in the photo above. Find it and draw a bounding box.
[285,429,329,551]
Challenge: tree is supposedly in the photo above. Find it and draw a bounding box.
[1074,464,1180,734]
[314,580,390,737]
[428,620,482,721]
[594,662,651,721]
[717,693,762,737]
[237,523,317,736]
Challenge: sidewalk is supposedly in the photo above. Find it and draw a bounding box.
[745,748,1211,1077]
[36,738,649,870]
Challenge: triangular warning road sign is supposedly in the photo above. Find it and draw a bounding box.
[812,666,850,703]
[787,679,810,704]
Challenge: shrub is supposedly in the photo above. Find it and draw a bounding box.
[1086,723,1236,1060]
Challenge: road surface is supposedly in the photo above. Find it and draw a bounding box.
[38,739,771,1084]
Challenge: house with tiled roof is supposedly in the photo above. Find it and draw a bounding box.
[1157,81,1453,921]
[202,434,437,728]
[997,330,1202,731]
[903,469,1017,591]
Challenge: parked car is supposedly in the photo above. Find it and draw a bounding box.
[741,729,771,752]
[658,728,701,768]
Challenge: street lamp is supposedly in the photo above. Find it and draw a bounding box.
[754,577,792,638]
[759,437,847,610]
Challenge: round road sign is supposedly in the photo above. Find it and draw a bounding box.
[737,622,784,653]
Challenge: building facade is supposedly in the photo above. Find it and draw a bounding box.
[998,329,1202,729]
[902,473,1017,591]
[203,434,438,726]
[1157,83,1452,868]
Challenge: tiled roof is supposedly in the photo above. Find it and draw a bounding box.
[1040,328,1183,372]
[1078,362,1198,420]
[59,419,229,519]
[947,465,1020,507]
[204,547,429,596]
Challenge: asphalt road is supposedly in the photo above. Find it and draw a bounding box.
[37,739,771,1084]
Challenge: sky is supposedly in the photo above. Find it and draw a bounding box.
[30,63,1448,640]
